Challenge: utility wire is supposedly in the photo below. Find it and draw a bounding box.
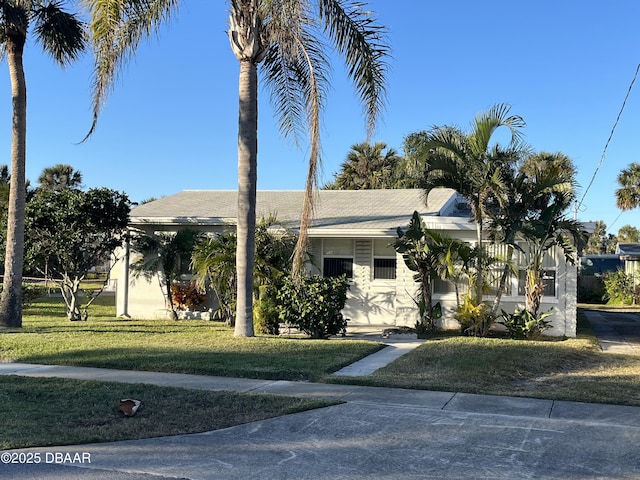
[576,63,640,214]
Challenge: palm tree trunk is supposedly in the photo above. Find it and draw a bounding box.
[491,245,514,315]
[474,216,484,305]
[0,37,27,328]
[234,59,258,337]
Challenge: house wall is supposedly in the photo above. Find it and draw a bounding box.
[313,235,578,337]
[114,229,578,337]
[112,246,170,319]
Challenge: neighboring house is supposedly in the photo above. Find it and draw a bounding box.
[112,189,578,337]
[617,243,640,284]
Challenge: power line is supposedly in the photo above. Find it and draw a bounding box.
[576,63,640,214]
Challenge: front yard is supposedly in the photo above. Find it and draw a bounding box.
[2,296,640,448]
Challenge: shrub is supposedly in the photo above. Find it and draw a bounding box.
[254,284,280,335]
[454,295,495,337]
[277,275,349,339]
[0,284,47,309]
[602,269,635,305]
[170,283,207,311]
[499,308,553,340]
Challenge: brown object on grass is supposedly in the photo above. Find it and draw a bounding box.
[118,399,141,417]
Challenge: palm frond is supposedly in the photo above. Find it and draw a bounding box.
[81,0,178,140]
[32,1,86,66]
[469,103,526,155]
[317,0,390,135]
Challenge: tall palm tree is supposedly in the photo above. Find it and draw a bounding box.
[406,103,526,304]
[0,1,85,328]
[82,0,389,337]
[37,163,83,191]
[616,163,640,211]
[325,142,402,190]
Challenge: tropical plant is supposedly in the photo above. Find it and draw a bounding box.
[487,151,576,315]
[277,274,349,338]
[516,153,587,315]
[0,0,86,328]
[37,163,83,191]
[454,294,495,337]
[324,142,403,190]
[130,229,202,320]
[393,211,466,333]
[405,103,527,305]
[602,269,635,305]
[617,224,640,243]
[82,0,390,337]
[25,188,130,321]
[191,233,238,325]
[499,308,553,340]
[434,236,475,309]
[190,217,297,327]
[615,162,640,211]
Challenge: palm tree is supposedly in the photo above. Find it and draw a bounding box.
[82,0,389,337]
[325,142,402,190]
[130,229,201,320]
[0,1,85,328]
[406,103,527,304]
[516,153,587,315]
[191,232,238,325]
[37,163,83,191]
[393,211,465,333]
[487,152,575,315]
[617,225,640,243]
[616,163,640,211]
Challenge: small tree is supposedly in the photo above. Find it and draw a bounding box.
[191,216,297,330]
[25,188,130,321]
[393,211,468,333]
[130,229,201,320]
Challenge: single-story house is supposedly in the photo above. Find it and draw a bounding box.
[616,243,640,284]
[112,188,578,337]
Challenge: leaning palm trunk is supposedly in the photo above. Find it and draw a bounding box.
[491,245,514,315]
[0,35,27,328]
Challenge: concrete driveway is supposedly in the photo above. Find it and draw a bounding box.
[581,308,640,354]
[3,363,640,479]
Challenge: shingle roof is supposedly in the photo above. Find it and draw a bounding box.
[131,188,460,234]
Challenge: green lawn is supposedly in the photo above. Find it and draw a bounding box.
[2,297,640,449]
[330,310,640,406]
[0,375,335,449]
[1,297,384,382]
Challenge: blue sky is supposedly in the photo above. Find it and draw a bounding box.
[1,1,639,234]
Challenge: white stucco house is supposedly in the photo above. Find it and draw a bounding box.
[112,188,578,337]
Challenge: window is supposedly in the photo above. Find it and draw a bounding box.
[323,258,353,278]
[323,239,354,278]
[374,258,396,280]
[518,269,556,297]
[373,239,396,280]
[433,277,469,295]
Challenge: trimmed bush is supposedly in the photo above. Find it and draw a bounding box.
[277,275,349,339]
